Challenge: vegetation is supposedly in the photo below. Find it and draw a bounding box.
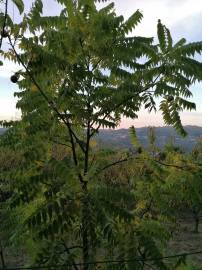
[0,0,202,269]
[96,126,202,151]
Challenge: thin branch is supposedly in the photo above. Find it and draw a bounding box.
[67,245,83,250]
[154,159,188,170]
[139,199,153,219]
[8,35,86,162]
[144,262,156,270]
[92,58,102,71]
[137,247,146,270]
[97,153,190,177]
[61,241,80,270]
[0,241,6,269]
[8,35,89,186]
[51,139,72,149]
[79,38,89,71]
[0,0,8,49]
[90,76,161,137]
[84,109,91,175]
[92,38,117,72]
[89,154,96,171]
[97,157,130,174]
[8,36,85,152]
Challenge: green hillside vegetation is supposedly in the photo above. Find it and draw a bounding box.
[1,0,202,269]
[1,125,202,151]
[2,127,202,269]
[97,126,202,151]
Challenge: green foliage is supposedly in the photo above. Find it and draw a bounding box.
[1,0,202,269]
[129,126,141,149]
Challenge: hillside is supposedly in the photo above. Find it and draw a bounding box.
[0,128,6,135]
[97,126,202,151]
[1,126,202,151]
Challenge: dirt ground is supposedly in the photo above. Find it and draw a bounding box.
[2,219,202,268]
[169,219,202,266]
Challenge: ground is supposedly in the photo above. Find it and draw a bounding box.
[169,218,202,266]
[2,218,202,268]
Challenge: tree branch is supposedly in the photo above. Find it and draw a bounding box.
[0,0,8,49]
[90,74,161,137]
[154,159,188,170]
[97,157,130,174]
[51,139,72,149]
[8,35,86,161]
[61,241,80,270]
[0,241,6,269]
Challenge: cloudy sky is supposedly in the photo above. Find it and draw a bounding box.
[0,0,202,127]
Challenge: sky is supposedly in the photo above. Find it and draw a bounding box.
[0,0,202,128]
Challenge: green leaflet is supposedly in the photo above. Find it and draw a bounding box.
[130,126,141,148]
[12,0,24,14]
[157,19,173,52]
[157,19,167,52]
[123,9,143,34]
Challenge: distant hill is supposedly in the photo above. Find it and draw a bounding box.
[0,128,6,135]
[97,126,202,152]
[0,126,202,152]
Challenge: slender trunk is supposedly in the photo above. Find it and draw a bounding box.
[66,109,91,270]
[194,216,199,233]
[193,209,200,233]
[84,120,90,175]
[65,124,89,269]
[82,182,89,270]
[0,242,6,269]
[82,120,91,270]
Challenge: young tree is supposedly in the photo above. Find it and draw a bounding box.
[1,0,202,268]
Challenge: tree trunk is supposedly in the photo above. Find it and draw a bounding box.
[82,120,91,270]
[82,182,89,270]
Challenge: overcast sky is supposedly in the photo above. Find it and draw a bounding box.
[0,0,202,127]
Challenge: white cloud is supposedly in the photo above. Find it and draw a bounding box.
[109,0,202,36]
[119,111,202,128]
[0,60,20,78]
[0,97,20,120]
